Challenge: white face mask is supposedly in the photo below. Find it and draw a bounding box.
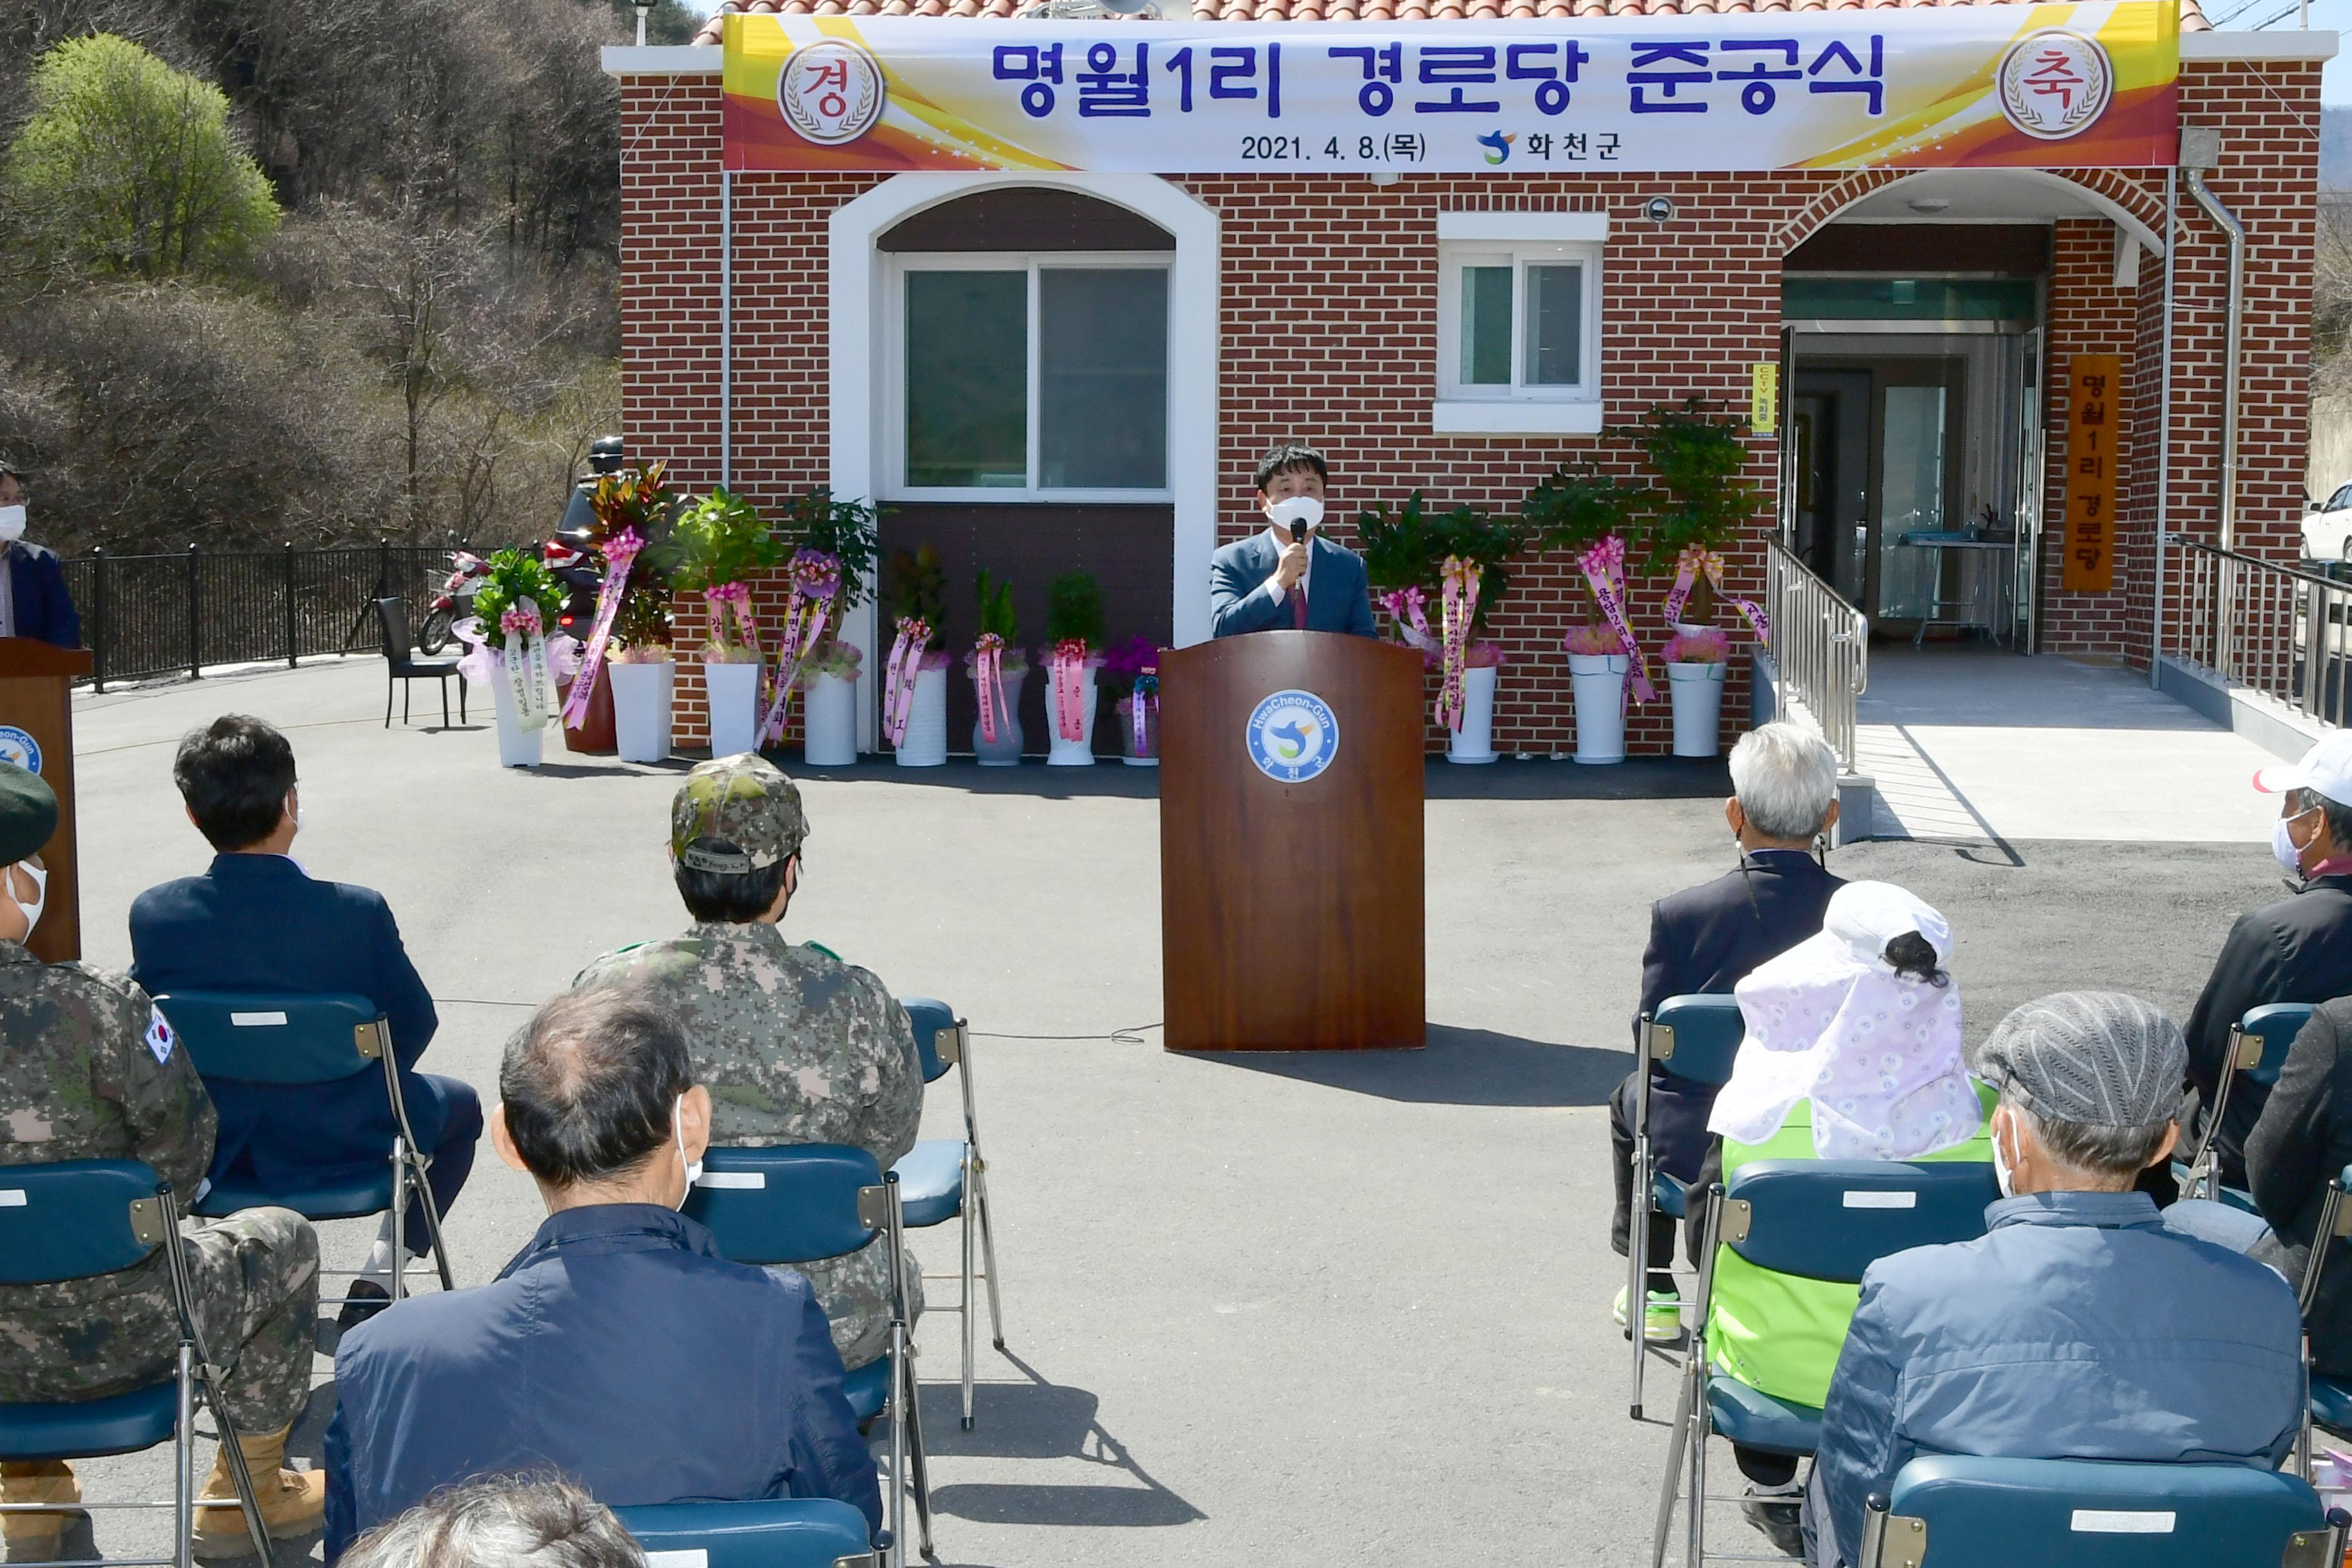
[1990,1113,2018,1199]
[2274,805,2319,877]
[0,505,24,544]
[1269,495,1324,536]
[672,1093,703,1202]
[288,790,304,836]
[4,860,46,941]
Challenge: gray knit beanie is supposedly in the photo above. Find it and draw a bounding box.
[1977,991,2186,1130]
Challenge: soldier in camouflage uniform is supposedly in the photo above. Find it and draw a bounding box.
[572,754,922,1369]
[0,762,326,1560]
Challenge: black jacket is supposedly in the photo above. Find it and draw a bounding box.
[1634,848,1843,1179]
[2248,997,2352,1377]
[2184,875,2352,1187]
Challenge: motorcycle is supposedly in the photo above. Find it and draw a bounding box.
[416,551,489,655]
[542,435,631,636]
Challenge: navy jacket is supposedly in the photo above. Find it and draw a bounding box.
[2183,874,2352,1186]
[127,854,438,1186]
[1635,850,1843,1180]
[324,1204,881,1558]
[1208,533,1378,640]
[5,542,80,648]
[1805,1191,2302,1568]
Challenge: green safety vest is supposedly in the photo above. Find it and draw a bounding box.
[1703,1078,1998,1410]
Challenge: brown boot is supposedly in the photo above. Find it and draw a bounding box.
[1,1460,80,1564]
[191,1425,325,1560]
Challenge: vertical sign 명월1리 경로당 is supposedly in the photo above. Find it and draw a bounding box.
[2063,355,2122,593]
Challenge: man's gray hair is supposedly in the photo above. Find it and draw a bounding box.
[338,1477,643,1568]
[1727,721,1839,841]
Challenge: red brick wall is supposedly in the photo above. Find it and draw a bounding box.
[2041,218,2142,661]
[616,59,2318,752]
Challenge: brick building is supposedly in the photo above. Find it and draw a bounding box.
[604,1,2329,756]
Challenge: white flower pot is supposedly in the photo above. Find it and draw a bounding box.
[1670,660,1729,758]
[703,659,763,759]
[1121,699,1160,767]
[1569,653,1629,765]
[608,660,674,764]
[895,667,948,767]
[1046,663,1099,767]
[491,669,542,769]
[972,666,1028,765]
[803,670,858,767]
[1446,663,1499,765]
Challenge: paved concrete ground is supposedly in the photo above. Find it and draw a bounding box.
[1857,642,2282,845]
[42,656,2293,1567]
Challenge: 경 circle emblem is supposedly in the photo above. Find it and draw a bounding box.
[778,41,886,146]
[1246,689,1339,784]
[0,725,40,776]
[1995,29,2113,142]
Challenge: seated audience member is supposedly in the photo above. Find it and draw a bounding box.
[1700,882,1989,1554]
[324,986,881,1560]
[1611,721,1844,1340]
[0,761,326,1559]
[571,753,922,1370]
[129,714,480,1326]
[1805,992,2303,1568]
[2246,994,2352,1374]
[2179,731,2352,1193]
[336,1476,643,1568]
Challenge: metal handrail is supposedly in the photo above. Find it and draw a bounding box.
[1766,538,1870,772]
[2166,536,2352,730]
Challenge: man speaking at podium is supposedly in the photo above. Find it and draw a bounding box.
[1209,445,1377,640]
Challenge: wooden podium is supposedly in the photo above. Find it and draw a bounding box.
[1159,631,1425,1051]
[0,638,92,963]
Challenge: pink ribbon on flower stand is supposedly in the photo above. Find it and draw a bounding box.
[1436,555,1481,733]
[1659,543,1772,643]
[974,633,1008,744]
[560,527,645,729]
[883,616,931,748]
[1577,533,1656,709]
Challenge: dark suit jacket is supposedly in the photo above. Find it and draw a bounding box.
[326,1204,881,1558]
[1635,849,1844,1179]
[127,853,438,1187]
[5,542,81,647]
[2183,874,2352,1187]
[1208,533,1378,640]
[2247,997,2352,1377]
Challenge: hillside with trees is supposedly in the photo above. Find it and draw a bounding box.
[0,0,697,554]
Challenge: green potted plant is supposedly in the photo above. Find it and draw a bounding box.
[1626,397,1766,758]
[573,461,680,759]
[672,487,782,757]
[1358,492,1522,763]
[1042,570,1106,767]
[966,568,1026,765]
[783,487,881,767]
[883,544,950,767]
[1524,458,1650,765]
[463,548,570,769]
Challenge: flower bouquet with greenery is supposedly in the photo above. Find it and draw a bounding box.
[1524,457,1653,696]
[608,585,674,664]
[796,638,863,689]
[1358,491,1521,731]
[672,487,783,663]
[1042,571,1108,753]
[456,548,578,732]
[966,568,1024,746]
[1622,397,1770,641]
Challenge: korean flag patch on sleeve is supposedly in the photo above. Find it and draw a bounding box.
[144,1007,177,1066]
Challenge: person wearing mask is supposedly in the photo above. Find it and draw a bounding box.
[1208,444,1378,639]
[2244,995,2352,1377]
[1803,992,2303,1568]
[0,461,83,648]
[324,985,881,1558]
[571,753,923,1371]
[1609,721,1844,1342]
[2179,730,2352,1195]
[128,714,478,1328]
[0,762,326,1560]
[1694,881,1992,1553]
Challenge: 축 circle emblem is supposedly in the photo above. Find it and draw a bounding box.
[1995,29,2114,142]
[778,40,886,146]
[1246,689,1339,784]
[0,725,40,775]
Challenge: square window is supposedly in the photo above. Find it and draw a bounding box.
[905,271,1028,489]
[1435,234,1602,415]
[1525,263,1583,387]
[1460,264,1513,387]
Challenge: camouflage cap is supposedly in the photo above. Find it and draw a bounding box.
[671,752,807,874]
[0,761,57,863]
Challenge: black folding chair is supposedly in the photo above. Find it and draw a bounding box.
[375,598,465,728]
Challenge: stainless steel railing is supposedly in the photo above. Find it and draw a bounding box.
[1767,538,1870,772]
[2168,537,2352,729]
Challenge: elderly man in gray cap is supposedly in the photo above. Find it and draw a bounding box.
[1801,991,2303,1568]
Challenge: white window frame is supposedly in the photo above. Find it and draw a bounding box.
[883,251,1176,503]
[1433,211,1607,436]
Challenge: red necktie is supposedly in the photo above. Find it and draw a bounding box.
[1291,557,1309,629]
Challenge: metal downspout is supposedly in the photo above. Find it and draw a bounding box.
[2151,167,2177,689]
[721,168,734,490]
[2182,132,2244,681]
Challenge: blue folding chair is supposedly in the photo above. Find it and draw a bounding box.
[683,1145,930,1568]
[2179,1002,2312,1209]
[154,992,455,1308]
[0,1160,273,1568]
[1627,994,1745,1420]
[2293,1163,2352,1447]
[1654,1158,2002,1568]
[893,997,1004,1433]
[616,1498,877,1568]
[1857,1455,2345,1567]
